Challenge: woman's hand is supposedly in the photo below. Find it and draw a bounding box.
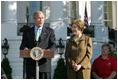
[72,63,82,72]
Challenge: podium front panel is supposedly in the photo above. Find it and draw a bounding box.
[20,50,54,58]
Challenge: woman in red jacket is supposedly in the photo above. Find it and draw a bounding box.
[91,43,117,79]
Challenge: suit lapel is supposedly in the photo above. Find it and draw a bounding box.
[39,27,47,44]
[28,26,36,44]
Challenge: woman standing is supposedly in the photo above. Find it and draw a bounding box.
[65,19,92,79]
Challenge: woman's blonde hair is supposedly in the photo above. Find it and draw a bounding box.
[71,19,85,32]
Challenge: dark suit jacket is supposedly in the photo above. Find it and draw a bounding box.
[20,26,56,72]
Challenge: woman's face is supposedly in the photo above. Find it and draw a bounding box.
[101,46,110,55]
[71,24,82,36]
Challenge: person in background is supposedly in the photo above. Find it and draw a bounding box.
[1,67,7,79]
[20,11,56,79]
[65,19,92,79]
[91,43,117,79]
[108,41,117,60]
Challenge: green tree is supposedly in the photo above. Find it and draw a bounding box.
[109,51,117,60]
[53,58,67,79]
[1,57,12,79]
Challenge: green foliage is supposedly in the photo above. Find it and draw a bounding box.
[1,57,12,79]
[53,58,67,79]
[109,51,117,60]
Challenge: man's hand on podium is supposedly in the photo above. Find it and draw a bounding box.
[24,47,29,50]
[46,49,50,51]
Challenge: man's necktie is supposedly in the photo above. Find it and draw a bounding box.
[36,28,40,42]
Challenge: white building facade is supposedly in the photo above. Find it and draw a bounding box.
[1,1,117,79]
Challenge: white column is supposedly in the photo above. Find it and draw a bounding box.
[91,1,103,24]
[91,1,108,41]
[50,1,67,40]
[78,1,85,20]
[1,1,23,79]
[50,2,63,20]
[1,1,18,39]
[3,1,17,23]
[17,1,27,23]
[112,1,117,30]
[90,1,109,65]
[49,1,67,79]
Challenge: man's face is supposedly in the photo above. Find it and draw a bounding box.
[101,46,110,55]
[109,44,115,51]
[33,13,44,27]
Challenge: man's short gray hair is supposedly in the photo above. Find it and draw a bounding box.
[102,43,111,52]
[33,11,44,19]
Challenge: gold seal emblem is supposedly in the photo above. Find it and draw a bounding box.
[30,47,44,60]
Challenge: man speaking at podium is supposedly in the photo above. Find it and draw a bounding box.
[20,11,56,79]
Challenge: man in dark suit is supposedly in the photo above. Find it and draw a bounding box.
[20,11,56,79]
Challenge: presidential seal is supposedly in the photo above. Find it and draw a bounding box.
[30,47,44,60]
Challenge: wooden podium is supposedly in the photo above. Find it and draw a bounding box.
[20,49,54,79]
[20,49,54,58]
